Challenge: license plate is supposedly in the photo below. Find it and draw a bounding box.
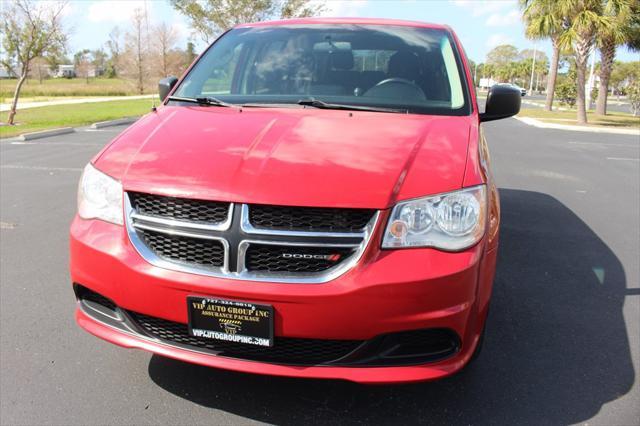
[187,296,274,347]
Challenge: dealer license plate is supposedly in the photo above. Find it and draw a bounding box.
[187,296,274,347]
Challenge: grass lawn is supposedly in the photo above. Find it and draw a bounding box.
[0,78,154,99]
[0,98,154,139]
[517,107,640,128]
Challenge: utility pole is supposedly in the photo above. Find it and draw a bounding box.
[586,49,596,110]
[528,43,537,96]
[474,62,478,88]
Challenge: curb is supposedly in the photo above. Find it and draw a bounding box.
[521,100,569,111]
[19,127,75,141]
[514,116,640,136]
[90,117,139,129]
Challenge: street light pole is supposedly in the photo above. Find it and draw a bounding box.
[528,43,537,96]
[586,50,596,110]
[474,62,478,88]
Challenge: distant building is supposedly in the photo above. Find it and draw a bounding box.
[87,66,105,78]
[54,64,75,78]
[479,78,497,89]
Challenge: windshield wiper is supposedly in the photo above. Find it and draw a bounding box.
[297,98,407,113]
[167,95,236,108]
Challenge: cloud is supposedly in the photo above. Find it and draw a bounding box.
[87,0,153,23]
[450,0,516,17]
[322,0,370,17]
[485,9,521,27]
[486,33,514,48]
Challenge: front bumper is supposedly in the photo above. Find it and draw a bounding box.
[70,215,497,384]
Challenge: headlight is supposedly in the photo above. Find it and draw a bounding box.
[382,185,486,250]
[77,163,123,225]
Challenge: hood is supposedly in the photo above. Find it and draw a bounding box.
[95,105,473,209]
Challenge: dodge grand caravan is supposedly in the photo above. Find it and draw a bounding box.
[70,18,521,384]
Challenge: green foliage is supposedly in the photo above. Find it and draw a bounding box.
[628,80,640,116]
[590,84,598,104]
[92,49,108,70]
[170,0,324,43]
[556,70,577,107]
[480,46,551,85]
[517,106,639,127]
[185,42,197,68]
[0,0,67,75]
[486,44,519,67]
[556,84,576,107]
[521,0,566,42]
[1,0,68,123]
[0,78,152,99]
[0,98,153,138]
[610,61,640,94]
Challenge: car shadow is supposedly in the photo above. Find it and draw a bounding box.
[147,189,634,425]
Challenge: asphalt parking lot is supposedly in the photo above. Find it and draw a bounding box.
[1,118,639,425]
[522,93,634,114]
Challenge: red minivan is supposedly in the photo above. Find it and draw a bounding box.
[70,18,521,384]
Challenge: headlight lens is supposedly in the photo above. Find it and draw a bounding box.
[77,163,123,225]
[382,185,486,250]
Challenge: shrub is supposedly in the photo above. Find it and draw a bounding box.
[628,81,640,116]
[556,80,576,107]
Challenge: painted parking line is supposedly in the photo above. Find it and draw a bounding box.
[1,165,83,172]
[9,141,105,146]
[569,141,640,147]
[606,157,640,161]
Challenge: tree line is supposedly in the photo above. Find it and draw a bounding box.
[1,0,638,125]
[518,0,640,123]
[1,0,323,125]
[475,43,640,113]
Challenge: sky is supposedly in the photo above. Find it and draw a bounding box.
[62,0,639,64]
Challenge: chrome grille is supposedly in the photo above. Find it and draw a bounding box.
[125,193,378,283]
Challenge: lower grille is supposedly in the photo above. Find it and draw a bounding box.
[138,228,225,268]
[76,285,461,367]
[129,311,362,365]
[75,286,116,311]
[245,244,356,273]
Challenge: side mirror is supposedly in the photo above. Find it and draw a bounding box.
[480,84,521,122]
[158,76,178,102]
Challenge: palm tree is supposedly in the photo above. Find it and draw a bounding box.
[595,0,638,115]
[521,0,567,111]
[559,0,616,124]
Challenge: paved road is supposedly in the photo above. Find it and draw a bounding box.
[1,119,639,425]
[522,93,633,114]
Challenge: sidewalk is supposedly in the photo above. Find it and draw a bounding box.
[0,94,156,112]
[515,116,640,135]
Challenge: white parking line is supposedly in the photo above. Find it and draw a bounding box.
[606,157,640,161]
[9,142,104,146]
[1,165,83,171]
[569,141,639,147]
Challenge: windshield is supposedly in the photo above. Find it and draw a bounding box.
[173,24,471,115]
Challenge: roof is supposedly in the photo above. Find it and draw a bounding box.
[235,17,449,30]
